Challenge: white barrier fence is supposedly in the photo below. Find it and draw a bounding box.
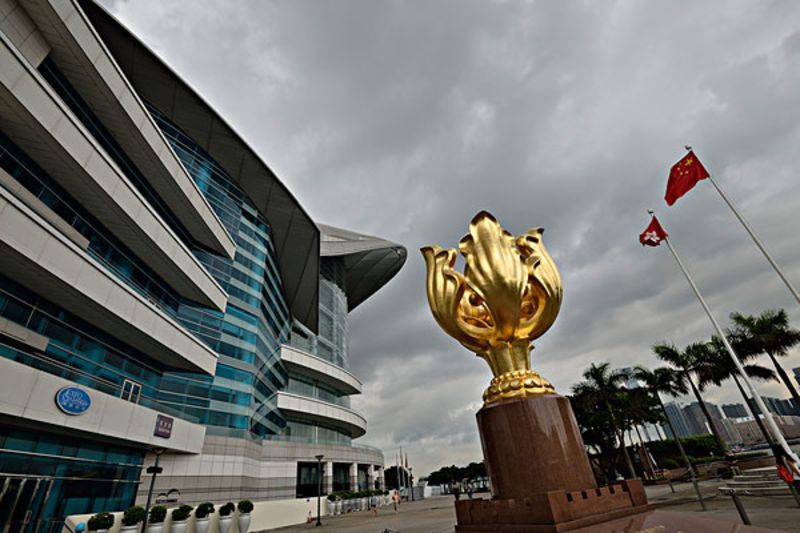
[63,498,323,533]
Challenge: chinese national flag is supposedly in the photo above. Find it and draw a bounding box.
[664,150,710,206]
[639,216,668,247]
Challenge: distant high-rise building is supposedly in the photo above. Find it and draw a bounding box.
[723,403,748,419]
[682,401,722,437]
[764,396,800,417]
[719,418,743,447]
[749,396,800,417]
[663,401,694,438]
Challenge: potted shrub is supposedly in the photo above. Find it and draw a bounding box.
[194,502,214,533]
[326,493,336,516]
[344,491,354,513]
[87,512,114,532]
[218,502,235,533]
[170,505,193,533]
[334,494,343,515]
[146,505,167,533]
[237,500,254,533]
[120,506,145,532]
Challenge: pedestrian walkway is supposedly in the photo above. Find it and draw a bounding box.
[261,481,800,533]
[263,496,456,533]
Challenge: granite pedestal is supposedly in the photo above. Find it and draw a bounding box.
[455,395,651,532]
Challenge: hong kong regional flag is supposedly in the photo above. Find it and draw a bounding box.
[639,216,668,247]
[664,150,710,206]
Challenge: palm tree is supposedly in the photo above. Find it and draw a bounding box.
[653,342,727,453]
[633,365,706,510]
[730,309,800,408]
[702,335,777,445]
[632,366,688,444]
[618,386,661,479]
[573,363,637,479]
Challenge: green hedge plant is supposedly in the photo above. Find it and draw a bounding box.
[121,506,145,526]
[87,512,114,531]
[237,500,254,514]
[171,505,193,522]
[148,505,167,524]
[195,502,214,519]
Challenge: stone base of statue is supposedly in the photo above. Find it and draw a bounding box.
[454,395,651,533]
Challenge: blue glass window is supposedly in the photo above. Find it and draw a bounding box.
[147,104,292,438]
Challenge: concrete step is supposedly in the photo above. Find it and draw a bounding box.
[744,467,776,474]
[733,475,780,482]
[725,481,786,488]
[719,486,794,496]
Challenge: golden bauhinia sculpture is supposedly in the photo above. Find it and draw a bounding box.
[421,211,562,405]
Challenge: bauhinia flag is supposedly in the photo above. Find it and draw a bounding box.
[665,150,710,206]
[639,216,668,246]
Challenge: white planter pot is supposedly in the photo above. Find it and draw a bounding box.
[171,520,187,533]
[145,523,163,533]
[238,513,251,533]
[120,526,139,533]
[218,516,233,533]
[326,500,335,515]
[361,498,368,510]
[195,518,209,533]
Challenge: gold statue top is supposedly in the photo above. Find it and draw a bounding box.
[421,211,562,404]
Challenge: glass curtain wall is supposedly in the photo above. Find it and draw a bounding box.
[289,258,348,369]
[147,105,291,438]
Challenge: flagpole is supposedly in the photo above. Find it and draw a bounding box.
[692,151,800,306]
[399,448,406,498]
[650,210,800,463]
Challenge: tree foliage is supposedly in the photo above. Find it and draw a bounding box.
[425,462,486,486]
[646,434,723,463]
[384,465,411,489]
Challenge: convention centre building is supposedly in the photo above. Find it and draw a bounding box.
[0,0,406,530]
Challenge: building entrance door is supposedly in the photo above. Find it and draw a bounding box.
[0,475,55,533]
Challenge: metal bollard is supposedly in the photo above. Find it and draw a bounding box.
[729,490,751,525]
[790,485,800,508]
[691,476,707,511]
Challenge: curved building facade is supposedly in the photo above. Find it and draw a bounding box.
[0,0,405,529]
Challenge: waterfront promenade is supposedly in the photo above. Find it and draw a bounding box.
[264,481,800,533]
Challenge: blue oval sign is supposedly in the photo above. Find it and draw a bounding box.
[55,387,91,415]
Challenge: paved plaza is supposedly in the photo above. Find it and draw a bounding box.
[263,481,800,533]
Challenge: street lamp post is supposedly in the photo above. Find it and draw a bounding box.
[409,467,414,501]
[315,454,324,527]
[141,448,165,533]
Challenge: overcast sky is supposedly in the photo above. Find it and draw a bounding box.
[102,0,800,477]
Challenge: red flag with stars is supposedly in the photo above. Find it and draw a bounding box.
[664,151,710,206]
[639,216,668,247]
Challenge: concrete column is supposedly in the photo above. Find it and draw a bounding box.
[377,465,385,489]
[325,461,333,494]
[349,462,358,491]
[368,465,375,490]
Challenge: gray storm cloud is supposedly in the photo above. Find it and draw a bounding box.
[103,0,800,476]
